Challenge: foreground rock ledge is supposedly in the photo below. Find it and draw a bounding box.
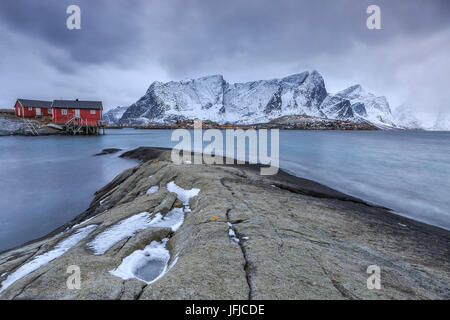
[0,147,449,299]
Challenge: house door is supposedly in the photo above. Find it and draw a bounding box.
[36,108,41,116]
[75,109,80,118]
[18,108,21,116]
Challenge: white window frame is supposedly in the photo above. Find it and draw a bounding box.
[62,109,68,115]
[48,108,52,114]
[90,110,96,115]
[28,107,33,111]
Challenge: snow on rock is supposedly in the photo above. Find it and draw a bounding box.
[109,238,172,284]
[0,225,97,293]
[166,181,200,205]
[118,71,397,128]
[71,216,96,229]
[148,208,185,232]
[103,106,129,125]
[146,186,159,195]
[393,105,423,129]
[227,222,240,244]
[320,85,396,127]
[88,199,194,255]
[108,182,200,284]
[88,212,153,255]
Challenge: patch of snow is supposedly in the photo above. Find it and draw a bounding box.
[109,238,172,284]
[0,225,97,293]
[71,216,96,229]
[146,186,159,195]
[148,208,185,232]
[167,181,200,205]
[227,223,240,244]
[88,206,188,255]
[88,212,153,255]
[168,254,179,270]
[99,196,110,205]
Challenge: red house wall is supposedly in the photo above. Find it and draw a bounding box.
[14,101,52,118]
[41,108,52,117]
[15,101,36,117]
[14,101,22,117]
[53,108,102,125]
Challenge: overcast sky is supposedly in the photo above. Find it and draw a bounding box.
[0,0,449,125]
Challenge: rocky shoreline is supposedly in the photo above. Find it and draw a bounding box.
[0,115,60,136]
[0,147,448,299]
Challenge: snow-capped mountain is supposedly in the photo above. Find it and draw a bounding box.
[433,112,450,131]
[116,71,397,128]
[103,106,129,125]
[392,105,423,129]
[321,85,396,127]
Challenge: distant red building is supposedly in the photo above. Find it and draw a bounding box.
[14,99,53,118]
[51,100,103,126]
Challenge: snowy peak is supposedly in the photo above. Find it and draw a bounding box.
[433,111,450,131]
[321,84,395,127]
[103,106,129,125]
[117,72,397,128]
[337,84,363,97]
[280,71,309,87]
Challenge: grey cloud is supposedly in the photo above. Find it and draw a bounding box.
[0,0,449,123]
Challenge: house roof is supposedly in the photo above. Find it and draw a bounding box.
[52,100,103,110]
[17,99,53,108]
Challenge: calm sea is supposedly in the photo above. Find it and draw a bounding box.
[0,129,449,251]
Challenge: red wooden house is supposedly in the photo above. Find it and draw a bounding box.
[51,100,103,126]
[14,99,53,118]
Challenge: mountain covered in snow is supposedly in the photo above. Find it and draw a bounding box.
[392,105,424,130]
[103,106,129,125]
[113,71,398,128]
[433,112,450,131]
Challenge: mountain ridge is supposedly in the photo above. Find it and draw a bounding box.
[104,71,398,128]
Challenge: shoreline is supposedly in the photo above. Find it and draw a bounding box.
[2,146,447,255]
[0,147,449,299]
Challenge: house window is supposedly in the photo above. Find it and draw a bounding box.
[28,107,33,111]
[90,110,96,115]
[48,108,52,114]
[62,109,68,115]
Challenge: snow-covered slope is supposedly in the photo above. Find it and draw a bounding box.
[392,105,423,129]
[433,112,450,131]
[321,85,396,127]
[103,106,129,125]
[117,71,397,127]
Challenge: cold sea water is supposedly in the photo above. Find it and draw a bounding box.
[0,129,449,251]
